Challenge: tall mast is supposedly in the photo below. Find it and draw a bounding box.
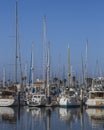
[24,62,28,86]
[43,15,47,81]
[15,0,18,83]
[31,42,34,87]
[85,39,88,87]
[29,51,32,86]
[81,54,85,84]
[18,34,23,86]
[68,45,70,91]
[47,42,50,97]
[58,54,61,80]
[62,65,65,80]
[3,67,5,88]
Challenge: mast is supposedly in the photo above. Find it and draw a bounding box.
[43,15,47,81]
[85,39,88,87]
[70,65,73,86]
[57,54,61,88]
[81,54,85,85]
[24,62,28,86]
[68,45,70,92]
[15,0,18,83]
[18,34,23,86]
[31,42,34,87]
[3,67,5,88]
[47,42,50,97]
[58,54,61,83]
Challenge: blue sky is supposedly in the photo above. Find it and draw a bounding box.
[0,0,104,81]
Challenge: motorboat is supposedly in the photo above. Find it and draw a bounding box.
[85,91,104,108]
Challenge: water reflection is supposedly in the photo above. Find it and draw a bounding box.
[1,106,104,130]
[0,107,16,124]
[59,107,80,121]
[26,107,82,130]
[27,107,54,130]
[86,108,104,129]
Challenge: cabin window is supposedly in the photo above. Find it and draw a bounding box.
[96,93,103,98]
[90,93,95,98]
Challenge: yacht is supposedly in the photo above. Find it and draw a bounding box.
[85,77,104,108]
[85,90,104,108]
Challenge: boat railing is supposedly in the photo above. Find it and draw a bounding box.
[95,97,104,99]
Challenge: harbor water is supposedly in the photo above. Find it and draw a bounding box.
[0,106,104,130]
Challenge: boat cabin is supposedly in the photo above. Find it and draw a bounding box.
[89,91,104,99]
[0,90,15,99]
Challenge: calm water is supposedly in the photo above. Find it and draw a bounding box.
[0,106,104,130]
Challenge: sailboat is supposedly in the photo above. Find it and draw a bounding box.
[59,46,81,107]
[27,43,47,107]
[0,90,16,107]
[45,42,58,107]
[59,88,81,107]
[0,68,16,107]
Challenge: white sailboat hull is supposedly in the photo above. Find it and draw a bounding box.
[59,96,80,108]
[0,99,15,107]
